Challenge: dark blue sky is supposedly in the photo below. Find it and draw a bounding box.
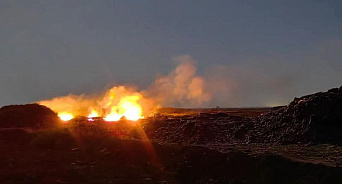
[1,0,341,107]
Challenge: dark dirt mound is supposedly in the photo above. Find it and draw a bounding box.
[0,104,60,128]
[252,86,342,145]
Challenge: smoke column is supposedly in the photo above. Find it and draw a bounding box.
[145,55,211,107]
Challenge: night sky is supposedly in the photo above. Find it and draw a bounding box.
[1,0,342,107]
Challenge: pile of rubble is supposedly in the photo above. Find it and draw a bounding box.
[250,86,342,145]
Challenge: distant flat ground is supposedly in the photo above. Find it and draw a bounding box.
[156,107,272,117]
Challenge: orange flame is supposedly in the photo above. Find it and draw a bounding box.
[103,95,143,121]
[88,107,99,118]
[101,87,144,121]
[58,112,74,121]
[39,86,150,122]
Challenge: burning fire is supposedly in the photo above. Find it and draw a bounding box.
[88,108,99,118]
[87,107,100,121]
[37,56,211,122]
[92,94,143,122]
[39,86,149,122]
[58,112,74,121]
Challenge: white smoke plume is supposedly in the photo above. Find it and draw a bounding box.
[145,55,211,107]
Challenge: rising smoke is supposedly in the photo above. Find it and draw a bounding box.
[38,94,97,116]
[145,55,211,107]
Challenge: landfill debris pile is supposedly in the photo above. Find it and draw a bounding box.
[250,86,342,145]
[145,86,342,145]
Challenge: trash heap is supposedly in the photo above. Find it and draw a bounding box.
[250,86,342,145]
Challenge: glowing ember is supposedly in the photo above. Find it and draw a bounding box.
[58,112,74,121]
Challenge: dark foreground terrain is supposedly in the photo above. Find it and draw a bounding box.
[1,86,342,183]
